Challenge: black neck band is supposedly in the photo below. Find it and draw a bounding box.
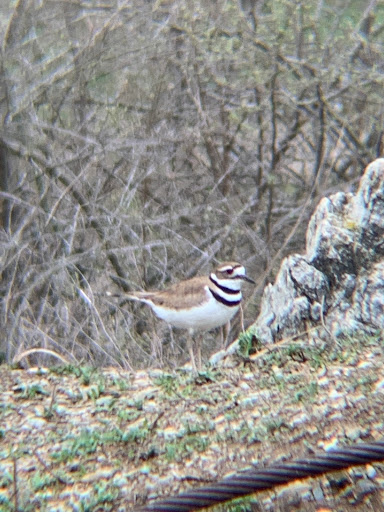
[209,275,239,295]
[209,288,241,307]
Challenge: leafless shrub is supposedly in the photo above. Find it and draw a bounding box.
[1,0,383,368]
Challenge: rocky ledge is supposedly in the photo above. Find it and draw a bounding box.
[252,158,384,348]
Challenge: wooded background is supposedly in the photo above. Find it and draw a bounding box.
[1,0,383,369]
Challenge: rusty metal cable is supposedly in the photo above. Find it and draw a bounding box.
[134,440,384,511]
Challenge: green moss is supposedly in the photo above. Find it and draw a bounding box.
[165,434,210,462]
[14,382,50,399]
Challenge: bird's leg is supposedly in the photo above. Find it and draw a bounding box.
[221,321,230,349]
[196,334,203,371]
[149,317,163,366]
[155,332,163,366]
[187,329,198,374]
[239,304,245,332]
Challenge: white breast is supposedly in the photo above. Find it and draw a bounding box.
[149,286,239,331]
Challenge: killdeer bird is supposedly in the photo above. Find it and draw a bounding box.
[124,262,254,372]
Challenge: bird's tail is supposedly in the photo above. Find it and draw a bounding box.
[106,291,152,303]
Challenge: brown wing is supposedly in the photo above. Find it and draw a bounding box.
[148,276,209,310]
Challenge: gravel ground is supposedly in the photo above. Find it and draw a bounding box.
[1,333,384,511]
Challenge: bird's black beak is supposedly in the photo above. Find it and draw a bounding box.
[241,275,255,284]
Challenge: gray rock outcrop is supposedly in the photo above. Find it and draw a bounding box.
[253,158,384,345]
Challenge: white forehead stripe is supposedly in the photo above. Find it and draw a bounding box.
[230,266,246,276]
[218,265,234,272]
[216,264,246,278]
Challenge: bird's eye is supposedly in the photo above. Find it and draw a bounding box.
[226,268,234,275]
